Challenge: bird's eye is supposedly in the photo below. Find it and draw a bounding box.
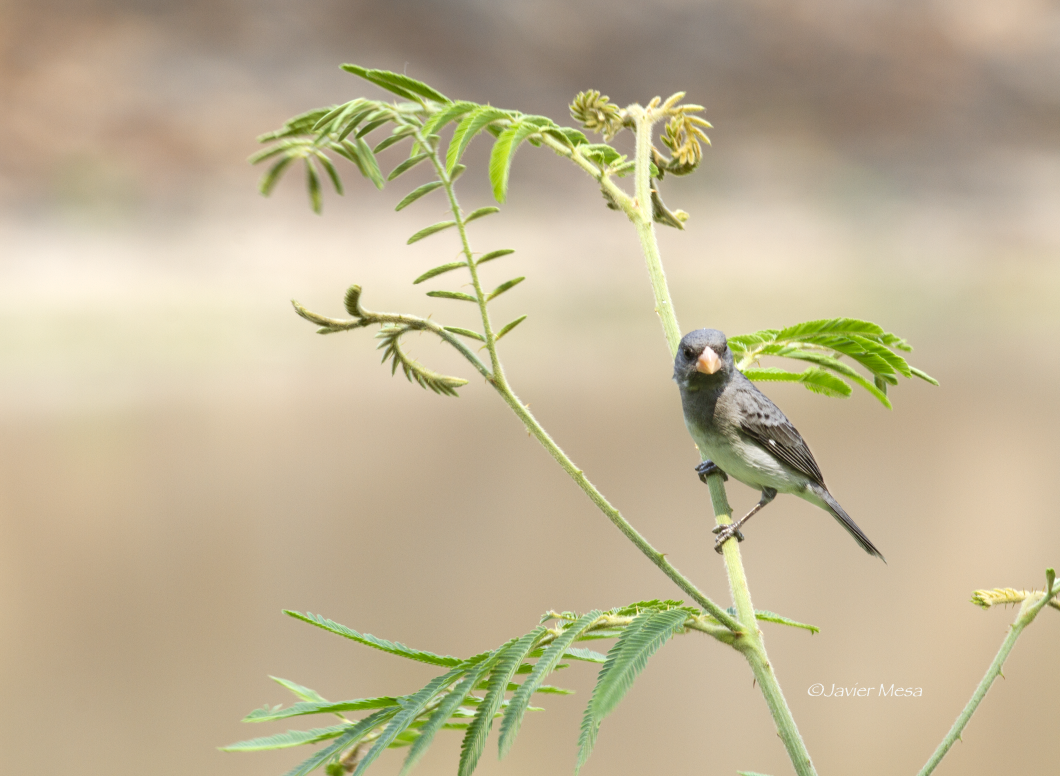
[717,343,728,354]
[682,347,695,360]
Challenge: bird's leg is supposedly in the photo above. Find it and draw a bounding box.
[713,487,778,553]
[695,460,728,484]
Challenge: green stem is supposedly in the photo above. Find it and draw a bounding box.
[421,125,740,635]
[491,375,740,633]
[626,103,818,776]
[917,575,1059,776]
[628,107,683,351]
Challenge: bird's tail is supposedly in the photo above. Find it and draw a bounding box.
[805,484,886,562]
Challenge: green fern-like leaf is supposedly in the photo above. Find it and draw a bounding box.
[337,106,383,142]
[353,666,466,776]
[341,65,451,105]
[376,327,469,396]
[774,318,884,340]
[495,315,527,341]
[447,106,511,173]
[414,261,468,284]
[458,628,545,776]
[731,318,936,405]
[285,611,462,666]
[222,724,352,752]
[353,138,385,188]
[742,367,852,398]
[280,709,397,776]
[910,366,939,386]
[498,611,600,760]
[576,608,687,772]
[355,116,392,140]
[396,181,445,212]
[426,290,478,303]
[486,277,525,302]
[373,125,418,153]
[408,221,457,245]
[313,151,344,195]
[271,676,329,704]
[388,152,431,181]
[476,248,514,266]
[443,326,486,342]
[401,659,494,776]
[312,99,365,133]
[258,154,296,195]
[421,101,479,139]
[543,126,590,148]
[243,698,400,724]
[305,158,323,214]
[489,118,551,202]
[259,107,337,142]
[558,646,607,663]
[723,608,819,634]
[465,206,499,223]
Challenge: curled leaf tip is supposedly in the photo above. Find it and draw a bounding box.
[570,90,623,139]
[344,285,365,317]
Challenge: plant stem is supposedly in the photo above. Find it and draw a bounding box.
[917,576,1059,776]
[630,107,683,352]
[626,103,818,776]
[491,376,740,633]
[422,126,741,635]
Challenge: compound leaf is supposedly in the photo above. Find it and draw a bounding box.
[498,611,600,760]
[447,106,510,173]
[489,119,548,202]
[221,725,351,752]
[341,65,450,104]
[285,611,461,666]
[576,608,687,772]
[458,628,544,776]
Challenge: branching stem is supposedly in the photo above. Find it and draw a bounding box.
[917,574,1059,776]
[416,126,741,635]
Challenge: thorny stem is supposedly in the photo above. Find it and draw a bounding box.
[917,573,1059,776]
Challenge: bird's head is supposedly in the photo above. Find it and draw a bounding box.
[673,328,734,389]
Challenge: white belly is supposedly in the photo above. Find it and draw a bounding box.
[686,420,800,493]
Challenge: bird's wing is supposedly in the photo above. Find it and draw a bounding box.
[732,382,825,486]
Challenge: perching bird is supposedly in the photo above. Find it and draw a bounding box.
[673,328,884,560]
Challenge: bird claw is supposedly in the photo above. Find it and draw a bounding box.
[712,523,744,552]
[695,460,728,484]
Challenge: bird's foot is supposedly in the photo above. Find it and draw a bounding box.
[695,460,728,484]
[712,523,744,553]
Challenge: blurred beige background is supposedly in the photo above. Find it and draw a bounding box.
[1,1,1059,775]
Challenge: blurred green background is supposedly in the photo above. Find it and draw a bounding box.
[1,1,1058,775]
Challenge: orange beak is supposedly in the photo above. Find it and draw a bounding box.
[696,348,721,375]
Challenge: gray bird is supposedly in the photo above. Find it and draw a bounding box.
[673,328,884,560]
